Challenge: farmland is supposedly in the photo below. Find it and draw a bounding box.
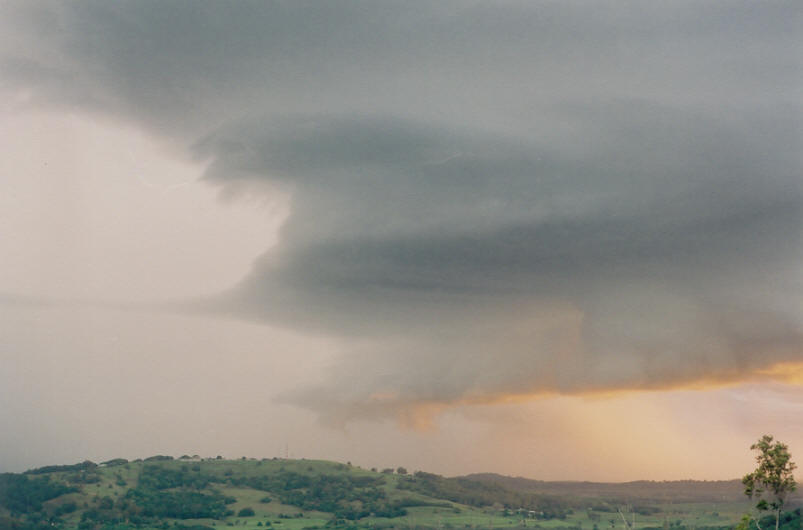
[1,457,799,530]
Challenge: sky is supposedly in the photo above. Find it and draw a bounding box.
[0,1,801,481]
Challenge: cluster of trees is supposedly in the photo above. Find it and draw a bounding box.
[22,461,101,486]
[122,488,233,520]
[742,509,802,530]
[142,456,174,462]
[0,474,81,530]
[74,461,433,522]
[62,464,237,528]
[136,465,216,491]
[228,470,417,519]
[24,462,97,476]
[0,474,75,515]
[1,440,797,530]
[116,464,236,521]
[269,474,386,518]
[396,471,572,519]
[99,459,129,467]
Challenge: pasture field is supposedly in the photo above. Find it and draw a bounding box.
[0,457,797,530]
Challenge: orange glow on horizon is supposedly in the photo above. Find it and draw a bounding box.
[756,362,803,384]
[389,359,803,430]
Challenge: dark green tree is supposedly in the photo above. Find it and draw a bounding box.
[743,435,797,530]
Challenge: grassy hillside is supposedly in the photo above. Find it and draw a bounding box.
[0,457,799,530]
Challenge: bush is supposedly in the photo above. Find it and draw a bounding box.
[0,473,76,514]
[100,458,128,467]
[125,488,232,519]
[238,508,255,517]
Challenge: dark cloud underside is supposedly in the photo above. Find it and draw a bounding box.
[2,0,801,422]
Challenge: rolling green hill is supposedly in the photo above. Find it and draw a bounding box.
[0,457,799,530]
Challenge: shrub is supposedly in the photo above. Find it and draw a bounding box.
[0,473,76,514]
[101,458,128,467]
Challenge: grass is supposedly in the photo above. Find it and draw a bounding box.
[9,457,762,530]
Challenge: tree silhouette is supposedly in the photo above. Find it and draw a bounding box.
[742,435,797,530]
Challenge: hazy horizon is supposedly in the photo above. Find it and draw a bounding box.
[0,1,800,481]
[7,453,756,484]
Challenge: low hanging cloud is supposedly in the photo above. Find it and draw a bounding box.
[203,111,802,425]
[2,0,800,424]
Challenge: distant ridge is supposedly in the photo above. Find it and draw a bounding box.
[3,456,801,529]
[460,473,753,503]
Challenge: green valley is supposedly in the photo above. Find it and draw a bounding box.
[0,457,799,530]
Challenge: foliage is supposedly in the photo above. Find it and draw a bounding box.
[743,435,797,530]
[137,464,216,490]
[738,509,802,530]
[397,472,570,519]
[24,462,97,476]
[234,471,391,519]
[53,501,78,517]
[0,473,75,514]
[100,459,129,467]
[124,488,231,519]
[0,455,787,529]
[64,470,101,485]
[777,508,802,530]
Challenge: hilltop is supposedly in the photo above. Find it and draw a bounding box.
[0,456,799,530]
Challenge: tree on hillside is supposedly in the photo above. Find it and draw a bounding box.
[742,434,797,530]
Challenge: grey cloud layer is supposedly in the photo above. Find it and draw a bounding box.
[3,1,800,422]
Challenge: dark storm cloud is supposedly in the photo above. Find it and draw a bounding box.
[2,0,800,422]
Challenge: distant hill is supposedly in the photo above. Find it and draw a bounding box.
[460,473,750,503]
[0,456,798,530]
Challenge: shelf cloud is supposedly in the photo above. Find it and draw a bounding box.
[2,0,800,424]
